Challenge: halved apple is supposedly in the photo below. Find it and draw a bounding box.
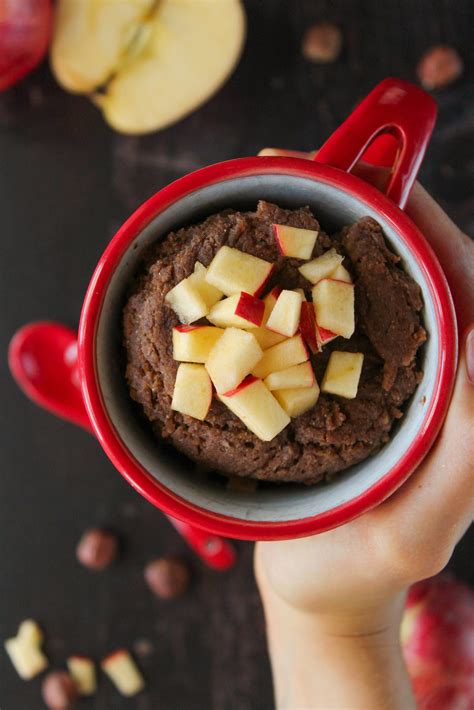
[299,248,343,284]
[171,363,212,420]
[165,278,209,324]
[187,262,223,309]
[219,376,290,441]
[206,327,262,394]
[331,264,352,283]
[252,334,308,379]
[266,289,303,337]
[312,279,355,339]
[101,649,144,697]
[52,0,246,135]
[205,246,274,297]
[172,325,224,363]
[207,292,264,329]
[299,301,319,353]
[264,362,315,390]
[274,383,320,417]
[67,656,97,696]
[273,224,318,259]
[321,351,364,399]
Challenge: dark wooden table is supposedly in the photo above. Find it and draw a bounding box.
[0,1,472,707]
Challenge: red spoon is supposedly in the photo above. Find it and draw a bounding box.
[8,321,236,571]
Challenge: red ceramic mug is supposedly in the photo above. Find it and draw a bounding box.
[11,79,457,541]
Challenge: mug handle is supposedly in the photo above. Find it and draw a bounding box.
[314,78,437,209]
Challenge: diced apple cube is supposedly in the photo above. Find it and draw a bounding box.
[101,649,144,697]
[205,246,274,297]
[331,264,352,283]
[252,334,308,379]
[298,248,343,284]
[5,635,48,680]
[266,289,303,337]
[208,293,264,329]
[299,301,319,353]
[273,224,319,259]
[187,261,223,307]
[17,620,43,646]
[264,361,315,390]
[235,292,265,326]
[172,325,224,363]
[249,289,287,349]
[316,323,338,348]
[165,277,208,324]
[171,363,212,420]
[312,279,355,339]
[321,351,364,399]
[274,383,320,417]
[206,328,263,394]
[67,656,97,696]
[219,376,290,441]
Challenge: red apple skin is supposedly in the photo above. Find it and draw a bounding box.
[401,575,474,710]
[299,302,319,353]
[222,375,259,397]
[0,0,52,91]
[234,292,265,326]
[253,265,275,298]
[267,286,282,301]
[316,323,337,347]
[174,325,203,332]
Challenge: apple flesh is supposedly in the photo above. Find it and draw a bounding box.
[401,575,474,710]
[52,0,245,135]
[274,383,320,417]
[206,327,262,394]
[299,248,343,284]
[249,289,287,349]
[252,334,308,380]
[219,376,290,441]
[266,289,303,337]
[165,277,209,324]
[172,325,224,363]
[331,264,352,283]
[0,0,52,91]
[207,292,264,329]
[67,656,97,696]
[187,262,223,309]
[4,619,48,680]
[299,301,319,353]
[321,351,364,399]
[101,649,145,697]
[312,278,355,338]
[273,224,318,259]
[205,246,274,297]
[171,363,212,420]
[264,361,315,391]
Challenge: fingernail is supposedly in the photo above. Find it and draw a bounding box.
[466,328,474,384]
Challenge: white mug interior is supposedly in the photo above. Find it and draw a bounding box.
[95,173,438,524]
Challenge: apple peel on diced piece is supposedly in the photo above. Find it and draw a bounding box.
[299,301,319,353]
[173,325,224,363]
[52,0,246,135]
[205,246,274,297]
[208,292,264,329]
[273,224,319,259]
[67,656,97,696]
[266,289,303,337]
[4,619,48,680]
[312,279,355,339]
[299,248,343,284]
[252,335,308,380]
[171,364,213,420]
[316,323,338,348]
[219,376,290,441]
[274,383,320,417]
[206,327,262,394]
[249,288,286,349]
[321,351,364,399]
[101,649,145,697]
[264,362,315,391]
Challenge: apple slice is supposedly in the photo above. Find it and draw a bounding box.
[173,325,224,363]
[101,649,145,697]
[207,293,264,329]
[67,656,97,696]
[249,289,286,349]
[52,0,245,135]
[171,363,212,420]
[206,328,262,394]
[219,376,290,441]
[205,246,274,297]
[331,264,352,283]
[273,224,319,259]
[4,620,48,680]
[316,323,338,348]
[165,277,209,324]
[299,301,319,353]
[312,279,355,339]
[274,383,320,417]
[321,351,364,399]
[264,362,315,390]
[298,248,343,284]
[266,289,303,337]
[252,335,308,379]
[187,262,223,308]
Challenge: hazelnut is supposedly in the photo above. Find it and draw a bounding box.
[42,671,78,710]
[76,528,118,570]
[302,22,342,64]
[417,45,463,90]
[144,557,190,599]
